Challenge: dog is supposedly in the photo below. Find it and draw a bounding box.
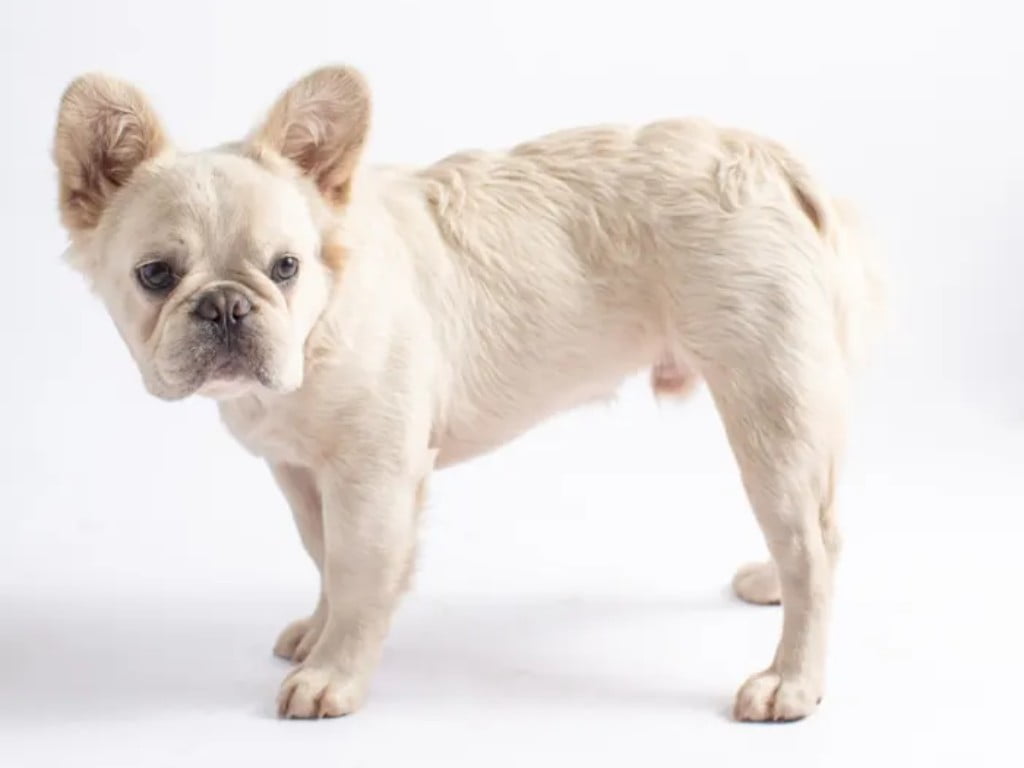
[52,65,884,721]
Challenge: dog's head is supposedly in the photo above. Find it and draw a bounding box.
[52,66,369,400]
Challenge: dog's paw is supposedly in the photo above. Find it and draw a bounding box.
[733,669,821,722]
[273,610,325,663]
[277,665,367,719]
[732,561,781,605]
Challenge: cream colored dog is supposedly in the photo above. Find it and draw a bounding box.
[52,65,883,721]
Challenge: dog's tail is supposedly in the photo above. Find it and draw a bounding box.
[779,157,887,373]
[828,196,887,372]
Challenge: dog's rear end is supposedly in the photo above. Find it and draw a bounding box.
[828,196,887,373]
[652,146,886,402]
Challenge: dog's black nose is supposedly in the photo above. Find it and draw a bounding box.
[193,287,252,328]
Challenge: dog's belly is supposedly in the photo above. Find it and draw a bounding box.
[432,339,656,469]
[434,382,622,468]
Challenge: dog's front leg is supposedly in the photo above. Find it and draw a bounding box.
[276,449,426,719]
[269,462,327,664]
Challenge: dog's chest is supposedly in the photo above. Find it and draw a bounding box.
[218,394,324,467]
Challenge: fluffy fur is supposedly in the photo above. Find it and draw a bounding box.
[52,65,884,721]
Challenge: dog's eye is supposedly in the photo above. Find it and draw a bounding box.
[271,255,300,283]
[136,261,177,293]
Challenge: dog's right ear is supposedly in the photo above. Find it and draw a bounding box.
[250,66,371,208]
[53,74,169,235]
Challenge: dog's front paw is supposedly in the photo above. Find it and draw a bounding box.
[273,606,326,663]
[277,665,367,719]
[733,669,821,722]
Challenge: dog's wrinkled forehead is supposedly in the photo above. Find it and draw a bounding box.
[102,152,320,272]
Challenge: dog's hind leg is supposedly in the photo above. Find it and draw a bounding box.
[701,314,846,721]
[669,227,850,720]
[707,339,845,721]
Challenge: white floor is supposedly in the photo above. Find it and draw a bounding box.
[3,379,1022,767]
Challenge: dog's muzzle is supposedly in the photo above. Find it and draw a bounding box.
[192,286,253,338]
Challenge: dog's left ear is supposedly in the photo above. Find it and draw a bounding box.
[252,66,371,206]
[53,74,169,234]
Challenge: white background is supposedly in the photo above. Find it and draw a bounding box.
[1,1,1021,766]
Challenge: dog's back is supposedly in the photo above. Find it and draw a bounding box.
[415,120,883,421]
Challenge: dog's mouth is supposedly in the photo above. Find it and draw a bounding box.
[208,354,255,381]
[196,345,275,393]
[158,326,278,400]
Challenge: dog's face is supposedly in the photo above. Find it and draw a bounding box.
[52,67,370,400]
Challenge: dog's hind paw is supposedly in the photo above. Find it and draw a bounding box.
[273,604,326,663]
[733,669,821,722]
[277,665,367,719]
[732,561,781,605]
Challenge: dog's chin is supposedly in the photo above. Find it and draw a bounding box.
[145,356,300,403]
[191,357,262,401]
[196,377,263,401]
[194,364,299,402]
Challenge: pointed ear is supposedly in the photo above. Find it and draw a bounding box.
[251,66,371,206]
[53,74,168,233]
